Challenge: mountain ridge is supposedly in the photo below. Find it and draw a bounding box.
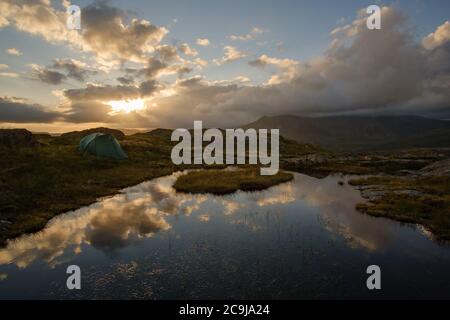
[243,115,450,151]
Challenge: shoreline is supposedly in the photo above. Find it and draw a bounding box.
[0,167,328,246]
[1,130,449,246]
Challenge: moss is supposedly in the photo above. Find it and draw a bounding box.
[351,175,450,240]
[173,169,293,195]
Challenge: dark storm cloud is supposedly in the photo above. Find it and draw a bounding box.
[0,96,60,123]
[63,84,141,102]
[62,101,112,123]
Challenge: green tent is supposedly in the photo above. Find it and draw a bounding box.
[79,133,128,160]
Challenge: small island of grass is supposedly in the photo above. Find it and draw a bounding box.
[173,168,294,195]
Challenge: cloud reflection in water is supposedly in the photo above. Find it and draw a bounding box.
[0,171,401,270]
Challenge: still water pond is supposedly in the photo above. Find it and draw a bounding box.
[1,171,450,299]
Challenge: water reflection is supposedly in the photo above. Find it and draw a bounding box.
[0,172,406,269]
[1,171,449,299]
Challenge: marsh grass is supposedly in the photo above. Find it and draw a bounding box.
[173,168,294,195]
[351,175,450,240]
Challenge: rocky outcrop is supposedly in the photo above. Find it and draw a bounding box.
[0,129,37,147]
[352,158,450,203]
[419,158,450,177]
[283,154,328,165]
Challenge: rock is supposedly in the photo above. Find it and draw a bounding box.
[358,187,387,201]
[392,189,423,196]
[0,129,37,147]
[396,170,418,176]
[419,158,450,177]
[284,154,328,165]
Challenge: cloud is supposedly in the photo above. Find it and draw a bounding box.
[63,83,141,102]
[0,1,167,65]
[61,99,153,126]
[156,44,180,62]
[2,5,450,128]
[249,54,299,84]
[29,64,67,85]
[213,46,248,65]
[138,57,169,79]
[116,76,135,85]
[51,58,94,82]
[0,15,8,28]
[423,21,450,50]
[0,96,59,123]
[211,76,251,86]
[5,48,22,56]
[62,100,113,123]
[139,79,160,97]
[194,58,208,68]
[135,6,450,127]
[196,38,210,46]
[80,2,168,63]
[28,59,95,85]
[0,0,75,45]
[229,27,266,41]
[59,79,162,124]
[134,55,193,80]
[0,66,16,78]
[178,43,198,57]
[0,72,19,78]
[136,76,247,127]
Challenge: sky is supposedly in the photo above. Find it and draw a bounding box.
[0,0,449,132]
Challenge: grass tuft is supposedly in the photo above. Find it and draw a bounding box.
[173,168,293,195]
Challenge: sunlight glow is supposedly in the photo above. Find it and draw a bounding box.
[108,99,145,113]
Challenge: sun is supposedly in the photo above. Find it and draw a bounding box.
[108,99,145,113]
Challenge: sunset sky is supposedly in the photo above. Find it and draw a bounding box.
[0,0,449,132]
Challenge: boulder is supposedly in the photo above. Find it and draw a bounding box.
[419,158,450,177]
[0,129,37,147]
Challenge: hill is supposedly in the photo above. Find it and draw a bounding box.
[244,115,450,151]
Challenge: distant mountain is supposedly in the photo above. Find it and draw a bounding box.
[244,115,450,151]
